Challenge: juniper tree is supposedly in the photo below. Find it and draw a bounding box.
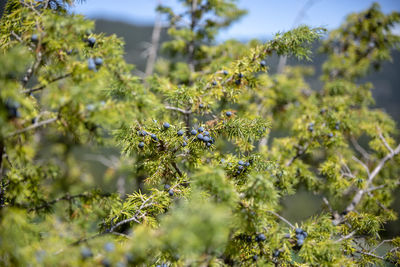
[0,0,400,266]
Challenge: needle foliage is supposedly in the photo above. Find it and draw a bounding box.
[0,0,400,266]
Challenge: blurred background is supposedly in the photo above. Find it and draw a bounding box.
[70,0,400,237]
[71,0,400,120]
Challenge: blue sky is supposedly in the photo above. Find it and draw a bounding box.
[71,0,400,40]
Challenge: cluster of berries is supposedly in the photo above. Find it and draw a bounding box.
[235,160,251,175]
[190,126,215,147]
[164,184,174,197]
[295,228,308,247]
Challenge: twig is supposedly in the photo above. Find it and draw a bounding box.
[7,117,58,138]
[107,195,154,232]
[285,143,309,167]
[21,73,71,94]
[351,156,370,177]
[371,239,393,252]
[377,129,394,154]
[356,250,385,261]
[335,231,356,243]
[108,216,141,232]
[171,161,183,177]
[322,197,334,213]
[367,180,400,192]
[165,105,192,115]
[350,136,371,161]
[10,31,23,42]
[367,191,389,212]
[28,192,111,212]
[344,144,400,214]
[72,196,153,246]
[266,210,295,229]
[19,0,41,16]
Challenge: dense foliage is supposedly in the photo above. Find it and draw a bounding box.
[1,0,400,266]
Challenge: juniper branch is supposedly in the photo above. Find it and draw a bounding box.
[344,144,400,214]
[7,117,58,137]
[165,105,192,115]
[28,192,111,212]
[21,73,72,94]
[350,136,371,161]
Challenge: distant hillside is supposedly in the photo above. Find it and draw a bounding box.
[95,19,400,122]
[94,19,169,71]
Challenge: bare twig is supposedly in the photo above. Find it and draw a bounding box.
[322,197,333,213]
[7,117,58,138]
[377,129,394,154]
[351,156,370,177]
[367,180,400,192]
[350,136,371,161]
[108,216,141,232]
[266,210,295,229]
[10,31,23,42]
[344,144,400,214]
[165,105,192,115]
[335,231,356,243]
[356,250,385,261]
